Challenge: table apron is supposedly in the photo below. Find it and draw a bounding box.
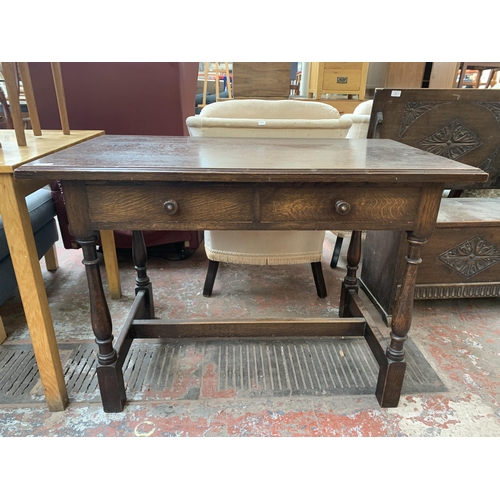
[85,182,426,232]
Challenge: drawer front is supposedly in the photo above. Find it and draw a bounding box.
[322,69,363,92]
[324,62,365,71]
[87,184,254,229]
[86,183,422,231]
[259,186,421,228]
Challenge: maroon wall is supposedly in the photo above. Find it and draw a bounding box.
[28,62,198,136]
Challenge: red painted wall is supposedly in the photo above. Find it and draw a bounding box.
[28,62,198,136]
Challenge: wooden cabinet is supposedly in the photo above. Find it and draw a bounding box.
[385,62,460,88]
[308,62,368,99]
[232,62,291,98]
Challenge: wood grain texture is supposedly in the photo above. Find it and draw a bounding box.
[99,229,122,299]
[232,62,291,97]
[17,62,42,136]
[385,62,426,88]
[0,129,104,173]
[361,87,500,324]
[50,63,70,134]
[43,244,59,271]
[13,133,489,412]
[0,128,103,411]
[0,317,6,344]
[15,136,488,185]
[1,62,26,146]
[0,174,68,410]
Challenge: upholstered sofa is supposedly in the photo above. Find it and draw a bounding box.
[0,187,59,342]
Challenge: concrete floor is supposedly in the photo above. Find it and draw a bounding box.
[0,231,499,438]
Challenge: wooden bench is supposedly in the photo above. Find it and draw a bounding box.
[358,88,500,325]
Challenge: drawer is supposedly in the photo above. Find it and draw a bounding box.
[87,183,254,229]
[322,69,364,92]
[259,186,422,228]
[86,183,422,231]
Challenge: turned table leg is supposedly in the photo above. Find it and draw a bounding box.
[376,232,427,407]
[79,234,126,412]
[132,230,154,319]
[339,230,362,317]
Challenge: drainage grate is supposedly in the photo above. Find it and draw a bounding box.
[0,338,445,405]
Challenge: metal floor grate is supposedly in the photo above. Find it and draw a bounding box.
[0,338,446,405]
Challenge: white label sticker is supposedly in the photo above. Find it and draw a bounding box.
[391,90,402,97]
[258,120,266,126]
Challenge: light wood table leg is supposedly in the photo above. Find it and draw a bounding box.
[0,175,68,411]
[0,317,6,344]
[99,230,122,299]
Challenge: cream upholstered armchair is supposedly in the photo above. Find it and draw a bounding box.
[330,99,373,268]
[344,99,373,139]
[186,99,353,298]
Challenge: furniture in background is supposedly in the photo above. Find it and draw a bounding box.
[0,128,104,410]
[0,61,109,411]
[232,63,291,98]
[457,63,500,88]
[197,63,232,109]
[0,188,59,344]
[359,88,500,325]
[186,99,354,298]
[15,135,487,412]
[385,62,500,90]
[308,63,369,100]
[28,61,204,265]
[385,62,460,89]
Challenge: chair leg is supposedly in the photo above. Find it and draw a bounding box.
[330,236,344,268]
[311,262,327,298]
[203,259,219,297]
[0,316,7,344]
[44,244,59,272]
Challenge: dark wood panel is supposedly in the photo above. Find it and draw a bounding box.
[232,62,291,98]
[131,318,367,339]
[260,186,421,224]
[87,183,254,228]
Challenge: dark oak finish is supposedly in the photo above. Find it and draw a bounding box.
[15,136,487,412]
[360,89,500,324]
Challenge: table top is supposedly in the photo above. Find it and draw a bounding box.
[0,130,105,173]
[14,135,488,185]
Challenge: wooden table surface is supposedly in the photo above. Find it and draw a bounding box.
[17,135,486,183]
[15,136,488,412]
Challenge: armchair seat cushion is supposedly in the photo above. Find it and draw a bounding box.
[205,230,325,265]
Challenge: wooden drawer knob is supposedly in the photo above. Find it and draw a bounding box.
[335,200,351,215]
[163,200,179,215]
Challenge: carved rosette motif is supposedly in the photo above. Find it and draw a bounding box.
[399,101,450,137]
[438,235,500,278]
[417,119,482,160]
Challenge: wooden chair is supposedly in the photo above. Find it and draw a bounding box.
[358,88,500,325]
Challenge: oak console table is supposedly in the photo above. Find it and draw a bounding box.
[15,136,487,412]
